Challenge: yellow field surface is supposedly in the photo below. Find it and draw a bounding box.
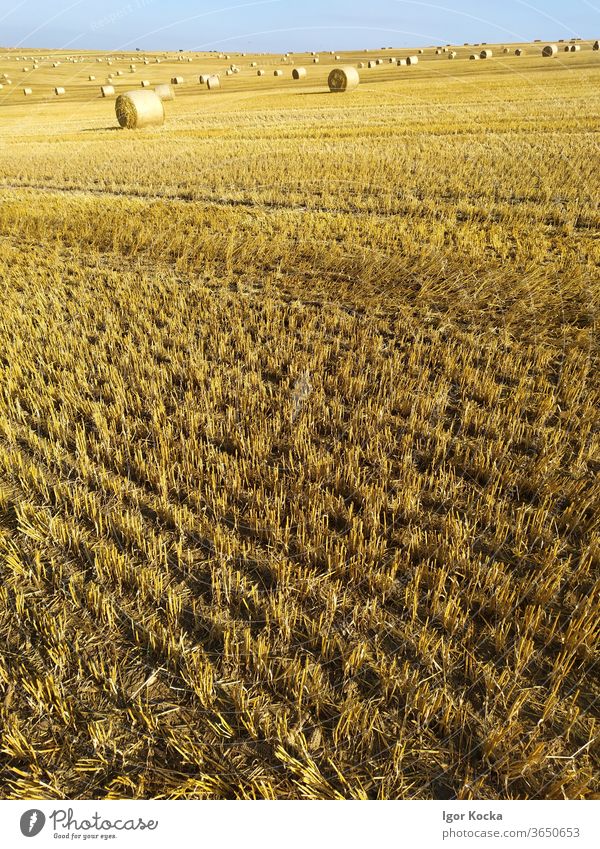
[0,41,598,799]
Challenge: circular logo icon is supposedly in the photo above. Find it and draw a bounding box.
[20,810,46,837]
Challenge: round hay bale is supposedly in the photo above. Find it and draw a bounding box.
[397,58,407,66]
[116,70,123,76]
[206,75,220,90]
[406,55,419,65]
[225,69,233,76]
[88,75,96,81]
[250,61,257,67]
[470,54,480,60]
[257,69,265,75]
[23,87,32,95]
[115,89,164,129]
[435,49,442,55]
[375,58,383,65]
[480,49,492,58]
[54,86,65,95]
[570,44,581,52]
[154,83,175,101]
[101,85,115,97]
[292,67,307,79]
[199,74,209,83]
[357,62,365,68]
[542,44,558,57]
[335,55,341,60]
[274,69,283,76]
[368,60,377,68]
[448,51,457,59]
[418,49,424,54]
[593,41,599,51]
[388,57,396,63]
[328,65,360,92]
[141,80,150,87]
[171,76,184,84]
[503,47,510,54]
[312,57,319,63]
[515,48,524,56]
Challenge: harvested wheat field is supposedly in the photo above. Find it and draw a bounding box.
[0,42,599,801]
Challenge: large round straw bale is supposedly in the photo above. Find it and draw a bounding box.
[480,49,492,58]
[418,49,424,54]
[116,70,123,76]
[54,86,65,95]
[23,87,32,95]
[368,59,377,68]
[388,57,396,63]
[274,69,283,76]
[335,55,341,60]
[503,47,510,54]
[250,61,257,67]
[141,79,150,87]
[406,55,419,65]
[515,48,524,56]
[171,76,184,84]
[448,51,457,59]
[312,57,319,63]
[328,65,359,92]
[593,41,599,51]
[257,69,265,75]
[292,67,307,79]
[89,75,96,80]
[542,44,558,57]
[570,44,581,52]
[101,85,115,96]
[154,83,174,100]
[225,69,233,75]
[435,49,442,55]
[206,75,220,89]
[199,74,209,83]
[357,62,365,68]
[115,89,164,129]
[397,58,407,65]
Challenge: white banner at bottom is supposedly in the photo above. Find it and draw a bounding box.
[0,800,597,849]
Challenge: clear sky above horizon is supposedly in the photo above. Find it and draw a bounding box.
[1,0,597,53]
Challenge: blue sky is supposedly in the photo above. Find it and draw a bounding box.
[1,0,597,52]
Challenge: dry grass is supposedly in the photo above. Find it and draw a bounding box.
[0,41,598,801]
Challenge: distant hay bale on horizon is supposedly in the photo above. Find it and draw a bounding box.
[328,66,360,92]
[171,76,184,84]
[206,75,220,90]
[154,83,174,100]
[115,89,164,129]
[54,87,65,95]
[292,67,307,79]
[542,44,558,57]
[406,55,419,65]
[101,84,115,97]
[480,49,493,59]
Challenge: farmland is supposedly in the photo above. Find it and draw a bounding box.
[0,42,599,800]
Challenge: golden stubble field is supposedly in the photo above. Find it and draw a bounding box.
[0,41,599,800]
